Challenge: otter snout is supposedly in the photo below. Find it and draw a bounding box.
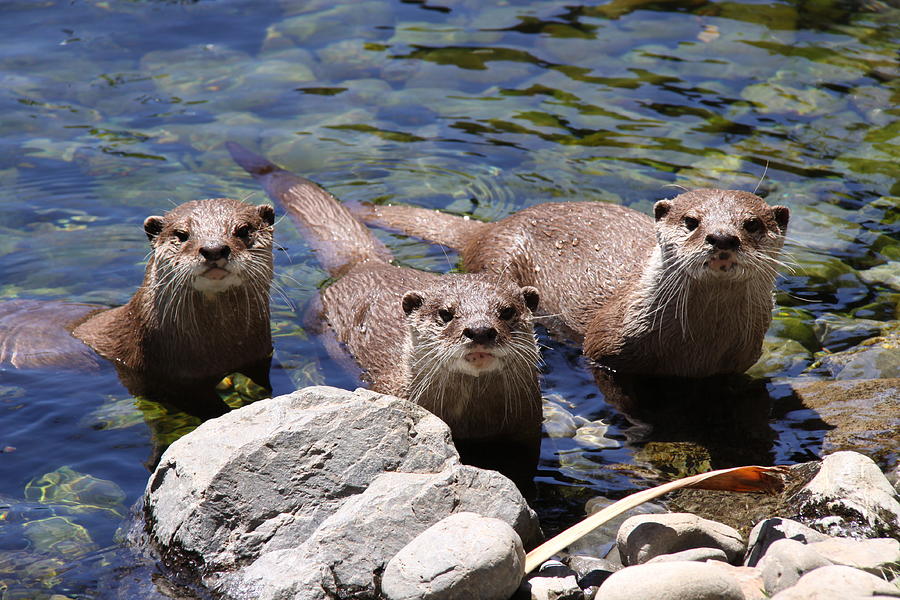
[199,243,231,262]
[705,232,739,251]
[463,325,497,345]
[703,232,740,272]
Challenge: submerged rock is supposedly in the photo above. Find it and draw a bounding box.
[814,328,900,379]
[787,378,899,467]
[143,386,540,600]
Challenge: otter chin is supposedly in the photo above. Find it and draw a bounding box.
[460,348,498,374]
[194,264,242,294]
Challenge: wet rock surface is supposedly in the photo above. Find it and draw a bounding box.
[786,450,900,539]
[142,386,539,600]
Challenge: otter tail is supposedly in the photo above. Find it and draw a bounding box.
[352,203,488,251]
[227,142,393,277]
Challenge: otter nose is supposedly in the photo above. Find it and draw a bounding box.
[463,326,497,345]
[705,233,740,251]
[199,244,231,262]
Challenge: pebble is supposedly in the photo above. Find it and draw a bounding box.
[519,561,583,600]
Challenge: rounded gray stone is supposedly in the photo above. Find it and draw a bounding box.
[744,517,830,567]
[521,573,583,600]
[617,513,746,566]
[595,562,745,600]
[807,537,900,575]
[647,547,728,564]
[757,538,832,595]
[381,512,524,600]
[769,565,900,599]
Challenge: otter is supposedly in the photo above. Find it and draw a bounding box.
[0,198,276,416]
[356,189,789,377]
[226,142,543,487]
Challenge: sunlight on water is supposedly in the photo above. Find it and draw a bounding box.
[0,0,897,595]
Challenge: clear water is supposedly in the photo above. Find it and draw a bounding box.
[1,0,898,596]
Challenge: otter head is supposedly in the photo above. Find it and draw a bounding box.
[143,198,276,297]
[400,276,540,379]
[652,189,789,281]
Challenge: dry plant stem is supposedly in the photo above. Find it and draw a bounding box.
[524,465,788,574]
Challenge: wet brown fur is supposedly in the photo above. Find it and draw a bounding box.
[227,143,542,464]
[0,198,276,414]
[359,189,789,377]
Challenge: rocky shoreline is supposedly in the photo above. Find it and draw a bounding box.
[141,386,900,600]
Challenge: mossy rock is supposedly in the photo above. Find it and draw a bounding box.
[635,441,712,480]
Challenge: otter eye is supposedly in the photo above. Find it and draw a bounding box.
[235,224,252,240]
[744,218,763,234]
[438,308,454,323]
[683,217,700,231]
[173,230,189,242]
[499,306,516,320]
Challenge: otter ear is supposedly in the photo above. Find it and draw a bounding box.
[653,200,672,221]
[401,291,425,315]
[521,286,539,312]
[257,204,275,226]
[144,216,165,241]
[771,205,790,232]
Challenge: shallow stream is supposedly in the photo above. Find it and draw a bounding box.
[0,0,898,597]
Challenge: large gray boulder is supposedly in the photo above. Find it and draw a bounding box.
[143,386,540,600]
[381,512,524,600]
